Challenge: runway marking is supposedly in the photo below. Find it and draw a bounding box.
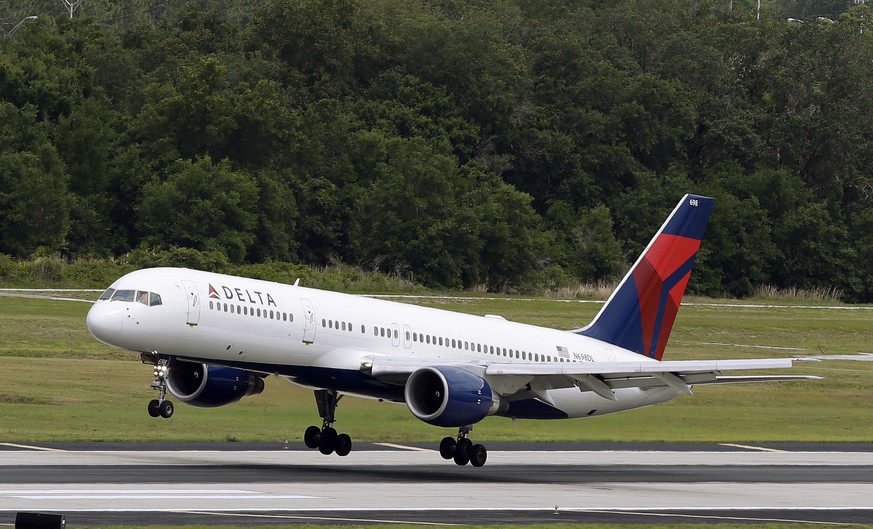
[0,489,320,501]
[183,510,461,526]
[701,342,805,351]
[0,443,63,452]
[718,443,787,453]
[582,509,850,525]
[373,443,435,452]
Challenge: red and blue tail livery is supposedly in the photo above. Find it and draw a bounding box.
[577,194,715,360]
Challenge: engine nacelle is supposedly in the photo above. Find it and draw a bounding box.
[404,366,502,427]
[166,360,265,408]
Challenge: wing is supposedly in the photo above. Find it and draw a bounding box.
[368,356,820,401]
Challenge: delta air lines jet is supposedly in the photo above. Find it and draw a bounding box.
[86,194,815,467]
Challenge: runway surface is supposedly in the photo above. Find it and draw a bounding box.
[1,442,872,526]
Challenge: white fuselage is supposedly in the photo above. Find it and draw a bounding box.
[86,267,682,420]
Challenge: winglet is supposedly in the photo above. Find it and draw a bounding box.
[576,194,715,360]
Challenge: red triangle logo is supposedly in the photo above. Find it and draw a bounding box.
[208,284,220,299]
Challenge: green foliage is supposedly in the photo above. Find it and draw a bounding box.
[138,156,258,263]
[3,0,873,298]
[119,247,231,273]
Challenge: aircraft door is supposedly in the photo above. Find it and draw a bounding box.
[301,299,316,344]
[181,279,200,326]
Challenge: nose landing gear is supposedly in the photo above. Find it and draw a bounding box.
[143,354,174,419]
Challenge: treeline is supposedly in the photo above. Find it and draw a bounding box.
[2,0,873,299]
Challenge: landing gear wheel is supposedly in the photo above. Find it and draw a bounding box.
[307,389,354,457]
[159,400,174,419]
[439,436,456,459]
[335,433,352,457]
[146,357,171,419]
[470,444,487,467]
[304,425,321,449]
[319,426,337,455]
[453,438,472,466]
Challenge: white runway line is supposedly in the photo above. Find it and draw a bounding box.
[373,442,435,452]
[1,449,872,466]
[182,510,462,526]
[702,342,806,351]
[0,443,64,452]
[719,443,788,453]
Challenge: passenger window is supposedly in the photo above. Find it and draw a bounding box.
[149,292,162,306]
[99,288,115,301]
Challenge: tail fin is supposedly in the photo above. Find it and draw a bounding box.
[576,194,715,360]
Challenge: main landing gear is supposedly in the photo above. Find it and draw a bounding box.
[303,389,352,457]
[146,361,174,419]
[439,425,487,467]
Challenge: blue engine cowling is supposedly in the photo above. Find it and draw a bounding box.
[166,360,265,408]
[404,366,500,427]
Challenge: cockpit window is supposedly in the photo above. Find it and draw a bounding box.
[98,288,115,301]
[106,288,162,306]
[112,289,135,302]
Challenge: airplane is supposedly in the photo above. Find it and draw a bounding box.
[86,194,817,467]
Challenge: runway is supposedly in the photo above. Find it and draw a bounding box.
[1,442,872,526]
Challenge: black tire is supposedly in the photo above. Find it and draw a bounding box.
[319,427,337,455]
[304,425,321,449]
[439,437,456,459]
[147,399,160,418]
[470,444,487,467]
[159,400,174,419]
[453,438,472,466]
[335,433,352,456]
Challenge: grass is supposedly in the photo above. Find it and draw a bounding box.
[0,293,872,443]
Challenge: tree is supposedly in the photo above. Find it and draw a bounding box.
[0,149,69,257]
[138,156,258,263]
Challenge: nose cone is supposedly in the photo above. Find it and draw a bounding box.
[86,302,123,346]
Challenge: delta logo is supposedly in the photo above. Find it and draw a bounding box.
[208,283,277,307]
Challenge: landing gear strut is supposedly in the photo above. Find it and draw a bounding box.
[144,355,174,419]
[303,389,352,456]
[439,425,487,467]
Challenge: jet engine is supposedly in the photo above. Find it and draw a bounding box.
[404,366,503,427]
[166,359,265,408]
